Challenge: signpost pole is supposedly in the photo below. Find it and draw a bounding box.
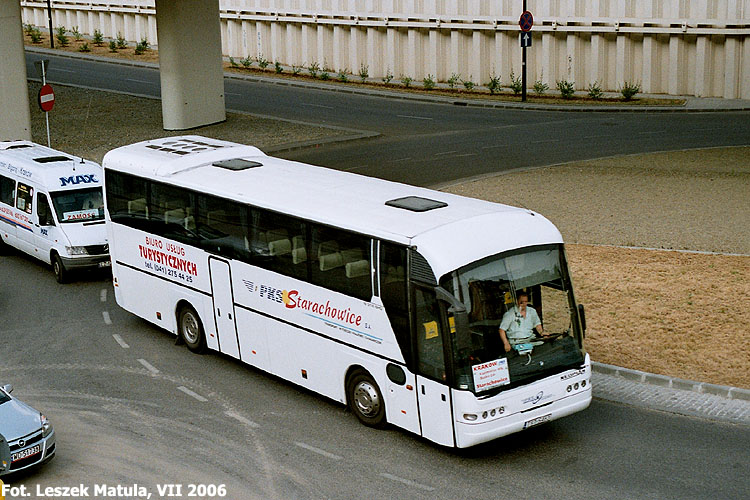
[41,62,51,147]
[522,0,527,102]
[46,0,55,49]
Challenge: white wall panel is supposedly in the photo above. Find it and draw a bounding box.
[19,0,750,98]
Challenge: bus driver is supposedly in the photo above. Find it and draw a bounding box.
[499,291,545,352]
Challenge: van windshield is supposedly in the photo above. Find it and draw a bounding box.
[50,187,105,223]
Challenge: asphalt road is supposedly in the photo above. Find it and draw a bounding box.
[3,51,748,499]
[1,254,748,500]
[25,51,750,187]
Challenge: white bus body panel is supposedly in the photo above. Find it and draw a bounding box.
[452,355,592,448]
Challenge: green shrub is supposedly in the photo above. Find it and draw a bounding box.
[462,77,475,92]
[308,62,320,78]
[358,63,369,83]
[556,79,576,99]
[447,73,460,90]
[257,56,269,69]
[241,56,252,68]
[78,42,91,53]
[291,65,302,76]
[620,81,641,101]
[382,69,394,84]
[72,26,83,41]
[116,32,127,49]
[30,28,43,44]
[108,40,117,53]
[487,74,502,94]
[587,81,604,100]
[533,79,549,95]
[509,71,523,95]
[400,75,413,88]
[134,39,150,55]
[423,74,436,90]
[229,57,238,68]
[275,61,284,74]
[93,29,104,46]
[337,69,349,82]
[55,26,69,47]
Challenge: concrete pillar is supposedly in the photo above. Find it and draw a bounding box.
[0,0,32,141]
[154,0,225,130]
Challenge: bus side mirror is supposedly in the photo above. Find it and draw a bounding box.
[578,304,587,335]
[434,286,470,346]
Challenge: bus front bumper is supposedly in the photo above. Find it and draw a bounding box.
[454,387,592,448]
[60,254,111,270]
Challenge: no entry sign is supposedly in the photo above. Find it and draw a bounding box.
[38,84,55,112]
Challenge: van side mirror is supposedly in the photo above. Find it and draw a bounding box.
[578,304,587,335]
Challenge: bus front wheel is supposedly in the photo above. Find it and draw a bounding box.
[179,305,206,354]
[347,370,386,428]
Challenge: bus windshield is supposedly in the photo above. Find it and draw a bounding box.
[441,244,585,394]
[51,187,105,223]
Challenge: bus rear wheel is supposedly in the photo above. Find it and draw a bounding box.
[347,370,386,428]
[52,254,68,284]
[179,305,206,354]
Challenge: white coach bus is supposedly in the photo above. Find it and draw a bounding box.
[103,136,591,448]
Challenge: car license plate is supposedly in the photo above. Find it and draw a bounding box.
[523,413,552,429]
[99,260,111,268]
[12,444,41,462]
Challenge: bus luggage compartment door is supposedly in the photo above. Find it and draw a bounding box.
[417,375,455,447]
[209,258,240,359]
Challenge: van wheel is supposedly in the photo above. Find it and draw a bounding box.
[347,370,386,428]
[179,305,206,354]
[52,254,68,284]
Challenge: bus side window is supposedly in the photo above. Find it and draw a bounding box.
[249,208,308,282]
[149,181,197,243]
[104,170,148,225]
[196,194,249,260]
[311,225,371,301]
[0,175,15,206]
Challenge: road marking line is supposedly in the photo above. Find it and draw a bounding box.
[379,473,435,491]
[225,92,242,97]
[301,103,334,109]
[178,386,208,402]
[530,139,559,144]
[100,289,107,302]
[225,411,260,428]
[390,157,412,162]
[454,153,477,157]
[434,150,458,156]
[112,334,129,349]
[126,78,151,84]
[102,311,112,325]
[138,359,160,375]
[481,144,509,149]
[54,68,75,73]
[396,114,433,120]
[294,442,342,460]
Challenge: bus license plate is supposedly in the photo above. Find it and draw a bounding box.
[523,413,552,429]
[99,260,111,268]
[12,444,41,462]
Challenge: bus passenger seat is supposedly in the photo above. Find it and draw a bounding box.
[345,259,370,278]
[292,236,307,264]
[319,252,343,271]
[128,198,148,217]
[268,238,291,256]
[164,208,186,225]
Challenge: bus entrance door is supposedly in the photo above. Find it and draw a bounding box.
[209,258,240,359]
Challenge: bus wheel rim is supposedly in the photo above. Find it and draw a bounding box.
[353,381,380,417]
[182,313,199,343]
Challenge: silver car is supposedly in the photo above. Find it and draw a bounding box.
[0,384,55,476]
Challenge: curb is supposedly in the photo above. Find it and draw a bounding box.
[25,46,750,113]
[592,362,750,402]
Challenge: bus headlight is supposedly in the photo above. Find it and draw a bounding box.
[65,246,88,255]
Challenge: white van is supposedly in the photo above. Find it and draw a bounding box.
[0,141,109,283]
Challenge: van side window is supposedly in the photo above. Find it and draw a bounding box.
[37,194,55,226]
[16,183,33,214]
[311,225,372,301]
[0,175,14,206]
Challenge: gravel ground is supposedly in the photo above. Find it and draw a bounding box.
[24,82,750,389]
